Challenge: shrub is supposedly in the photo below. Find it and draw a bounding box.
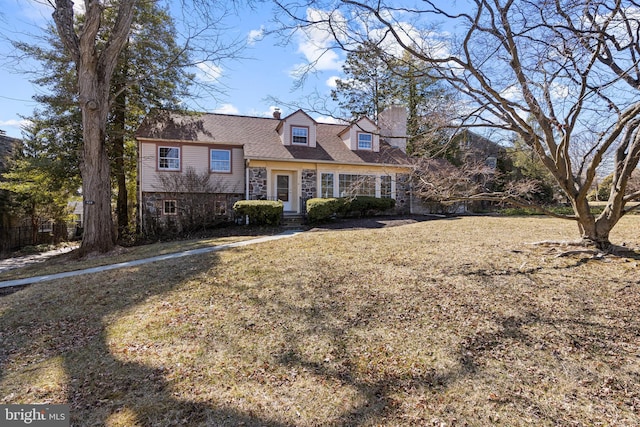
[343,196,396,217]
[306,196,396,223]
[233,200,283,226]
[306,198,345,223]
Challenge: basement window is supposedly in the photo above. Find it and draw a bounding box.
[163,200,177,215]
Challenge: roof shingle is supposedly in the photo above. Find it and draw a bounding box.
[136,111,411,166]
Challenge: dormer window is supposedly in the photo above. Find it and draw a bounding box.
[292,126,309,145]
[358,132,373,150]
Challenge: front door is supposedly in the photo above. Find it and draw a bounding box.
[276,174,293,211]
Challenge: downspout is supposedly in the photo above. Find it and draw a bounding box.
[245,159,250,200]
[137,139,143,234]
[244,159,251,225]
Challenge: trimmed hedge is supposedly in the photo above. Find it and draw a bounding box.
[233,200,283,226]
[306,198,343,223]
[306,196,396,223]
[343,196,395,217]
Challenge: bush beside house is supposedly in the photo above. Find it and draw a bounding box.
[233,200,284,226]
[306,196,396,223]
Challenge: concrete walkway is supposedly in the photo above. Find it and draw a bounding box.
[0,230,302,289]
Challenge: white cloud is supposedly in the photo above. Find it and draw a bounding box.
[0,118,30,132]
[247,106,282,118]
[316,115,348,124]
[550,82,569,99]
[297,40,342,71]
[196,62,223,83]
[213,104,239,115]
[291,8,346,73]
[499,85,521,101]
[326,75,340,88]
[248,26,265,45]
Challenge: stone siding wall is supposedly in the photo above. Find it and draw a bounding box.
[395,173,411,214]
[142,191,243,236]
[248,167,267,199]
[301,169,317,200]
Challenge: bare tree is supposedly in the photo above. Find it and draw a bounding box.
[275,0,640,250]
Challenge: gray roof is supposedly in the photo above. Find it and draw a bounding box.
[136,111,411,167]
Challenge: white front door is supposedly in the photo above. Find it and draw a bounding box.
[276,173,293,211]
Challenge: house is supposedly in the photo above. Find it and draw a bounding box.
[135,108,413,232]
[454,129,508,169]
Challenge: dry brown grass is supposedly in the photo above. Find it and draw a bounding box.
[0,234,262,282]
[1,216,639,426]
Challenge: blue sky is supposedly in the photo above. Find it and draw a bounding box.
[0,0,346,139]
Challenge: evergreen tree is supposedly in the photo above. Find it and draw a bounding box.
[105,2,193,236]
[0,119,79,245]
[331,43,455,157]
[391,52,457,158]
[331,41,396,122]
[14,1,192,240]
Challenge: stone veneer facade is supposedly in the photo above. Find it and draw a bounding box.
[141,191,242,236]
[248,167,268,199]
[301,169,317,200]
[395,173,412,214]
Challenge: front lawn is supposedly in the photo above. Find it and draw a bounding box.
[1,216,639,426]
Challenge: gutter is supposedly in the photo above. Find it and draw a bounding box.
[136,137,244,147]
[244,156,413,169]
[137,139,143,233]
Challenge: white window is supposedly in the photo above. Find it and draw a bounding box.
[381,175,392,198]
[158,146,180,170]
[210,149,231,173]
[292,127,309,145]
[339,174,375,197]
[163,200,177,215]
[357,133,373,150]
[321,173,335,198]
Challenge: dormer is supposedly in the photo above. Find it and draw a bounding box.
[276,109,318,148]
[338,117,380,152]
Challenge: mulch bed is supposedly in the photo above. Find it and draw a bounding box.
[305,214,451,231]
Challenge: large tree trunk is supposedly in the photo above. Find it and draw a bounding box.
[577,217,612,251]
[573,196,622,251]
[79,88,116,255]
[53,0,135,255]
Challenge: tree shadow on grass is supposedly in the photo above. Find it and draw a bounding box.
[0,252,291,426]
[240,268,640,426]
[306,214,459,232]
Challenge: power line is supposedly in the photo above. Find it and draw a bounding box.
[0,94,35,103]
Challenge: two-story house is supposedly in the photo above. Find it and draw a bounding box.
[135,108,413,231]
